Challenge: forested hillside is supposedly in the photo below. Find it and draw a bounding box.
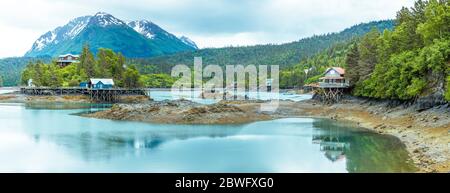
[349,0,449,101]
[0,56,52,86]
[291,0,449,102]
[133,20,394,74]
[280,41,353,88]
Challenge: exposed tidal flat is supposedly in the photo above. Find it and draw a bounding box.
[0,88,448,172]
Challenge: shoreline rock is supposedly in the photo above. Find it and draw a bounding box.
[82,100,274,124]
[0,93,150,104]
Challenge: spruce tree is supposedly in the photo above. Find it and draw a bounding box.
[79,44,96,79]
[345,44,360,86]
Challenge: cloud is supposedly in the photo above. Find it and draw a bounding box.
[0,0,415,58]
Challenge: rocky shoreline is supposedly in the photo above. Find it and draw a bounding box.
[83,98,449,173]
[82,99,275,124]
[0,93,150,104]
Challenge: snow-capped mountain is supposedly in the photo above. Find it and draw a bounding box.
[179,36,198,49]
[128,20,198,49]
[30,16,91,52]
[127,20,158,39]
[89,12,127,27]
[25,12,197,57]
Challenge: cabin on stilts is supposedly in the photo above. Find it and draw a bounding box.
[314,67,350,104]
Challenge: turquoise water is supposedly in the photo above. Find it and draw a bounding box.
[0,88,16,95]
[148,89,313,104]
[0,103,416,173]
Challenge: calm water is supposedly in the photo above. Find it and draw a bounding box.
[0,88,16,95]
[0,103,416,173]
[148,89,313,104]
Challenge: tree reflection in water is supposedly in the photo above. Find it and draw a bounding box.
[312,119,417,172]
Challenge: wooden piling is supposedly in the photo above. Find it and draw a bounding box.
[20,87,149,103]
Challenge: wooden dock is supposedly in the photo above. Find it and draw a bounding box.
[20,87,150,102]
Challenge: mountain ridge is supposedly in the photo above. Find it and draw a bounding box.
[25,12,198,58]
[134,20,395,73]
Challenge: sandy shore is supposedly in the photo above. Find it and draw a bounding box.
[83,98,449,173]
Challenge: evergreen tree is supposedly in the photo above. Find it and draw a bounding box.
[123,65,141,88]
[353,0,450,100]
[32,61,45,86]
[79,44,96,78]
[47,64,62,87]
[97,48,114,77]
[114,52,126,82]
[417,0,450,44]
[345,44,360,86]
[357,28,380,81]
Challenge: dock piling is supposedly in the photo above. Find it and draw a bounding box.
[20,87,149,102]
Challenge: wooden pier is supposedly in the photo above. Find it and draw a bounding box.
[20,87,150,102]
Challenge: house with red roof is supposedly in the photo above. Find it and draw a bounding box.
[318,67,349,88]
[57,54,80,67]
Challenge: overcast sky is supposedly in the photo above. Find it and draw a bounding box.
[0,0,415,58]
